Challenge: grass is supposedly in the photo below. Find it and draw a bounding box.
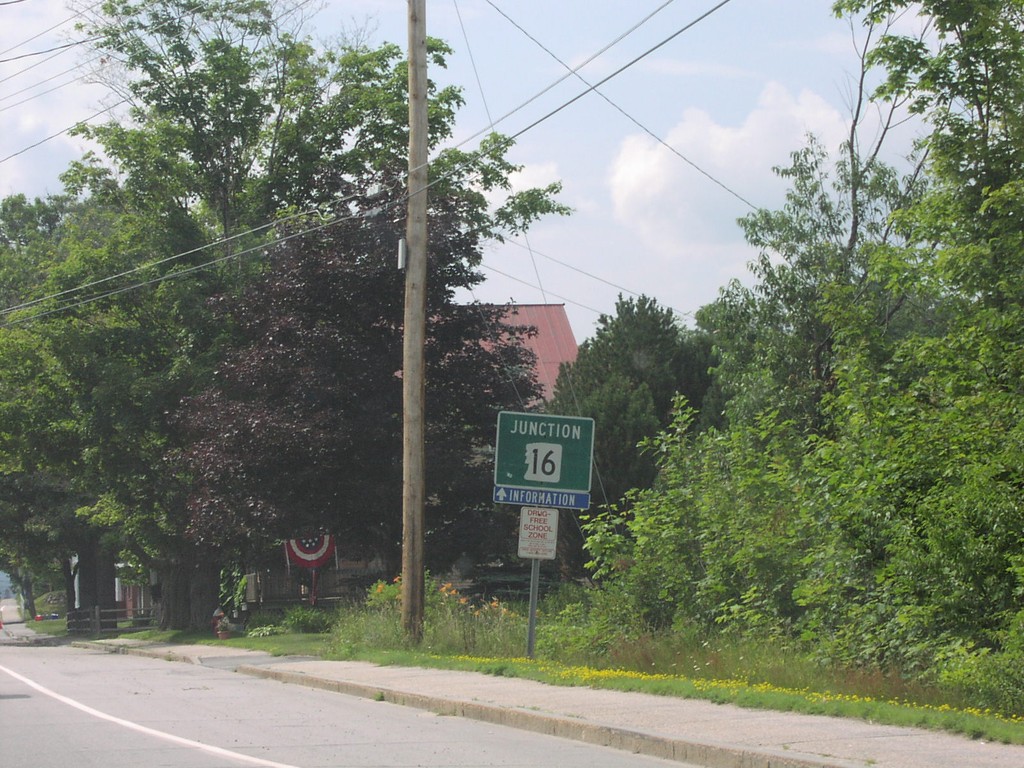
[20,590,1024,746]
[310,645,1024,745]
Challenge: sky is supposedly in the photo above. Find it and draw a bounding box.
[0,0,923,343]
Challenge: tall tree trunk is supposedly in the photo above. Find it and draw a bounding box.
[159,563,191,631]
[96,551,117,630]
[14,568,35,618]
[190,556,220,631]
[158,548,221,631]
[61,557,77,614]
[76,544,97,609]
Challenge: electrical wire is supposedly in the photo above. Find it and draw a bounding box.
[0,71,96,112]
[0,204,338,318]
[478,262,603,316]
[455,2,729,515]
[0,0,102,58]
[486,0,755,211]
[0,57,100,102]
[0,203,368,326]
[519,230,615,511]
[0,0,317,164]
[0,42,85,86]
[493,236,693,319]
[453,0,493,130]
[0,37,100,64]
[3,0,736,327]
[0,98,127,163]
[443,0,681,157]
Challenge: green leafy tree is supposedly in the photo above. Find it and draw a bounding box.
[585,5,1024,707]
[0,192,226,628]
[30,0,565,626]
[698,132,929,433]
[549,295,715,508]
[73,0,471,242]
[0,0,558,631]
[582,7,935,647]
[0,194,117,618]
[794,0,1024,679]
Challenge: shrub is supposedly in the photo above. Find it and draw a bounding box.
[327,575,525,658]
[935,621,1024,719]
[247,624,285,638]
[365,576,402,610]
[535,582,646,663]
[281,605,334,634]
[245,608,284,628]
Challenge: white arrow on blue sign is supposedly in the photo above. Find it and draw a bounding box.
[493,485,591,510]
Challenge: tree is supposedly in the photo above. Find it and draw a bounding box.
[581,5,1024,705]
[698,132,930,434]
[0,194,116,617]
[795,0,1024,677]
[73,0,471,239]
[0,0,567,628]
[172,172,546,573]
[582,7,932,640]
[549,295,715,507]
[0,191,228,629]
[545,296,715,579]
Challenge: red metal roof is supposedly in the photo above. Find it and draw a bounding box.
[503,304,578,401]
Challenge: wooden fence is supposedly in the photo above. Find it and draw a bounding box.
[66,605,154,635]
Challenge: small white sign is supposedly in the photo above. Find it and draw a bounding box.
[518,507,559,560]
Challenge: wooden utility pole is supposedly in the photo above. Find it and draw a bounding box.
[402,0,428,642]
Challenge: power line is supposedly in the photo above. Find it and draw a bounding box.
[0,41,84,86]
[452,0,493,129]
[1,206,329,318]
[446,0,712,336]
[0,71,96,112]
[443,0,679,157]
[0,98,128,164]
[477,263,603,316]
[2,1,734,326]
[0,37,99,64]
[486,0,755,211]
[0,0,102,58]
[0,57,99,101]
[0,0,312,166]
[0,203,371,326]
[494,236,693,319]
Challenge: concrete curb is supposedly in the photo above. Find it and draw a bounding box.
[236,664,858,768]
[71,640,204,665]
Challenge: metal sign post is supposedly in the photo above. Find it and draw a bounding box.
[519,507,558,657]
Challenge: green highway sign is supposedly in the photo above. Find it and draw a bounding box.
[494,411,594,496]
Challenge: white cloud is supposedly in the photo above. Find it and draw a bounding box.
[608,81,849,255]
[590,81,853,320]
[508,161,561,193]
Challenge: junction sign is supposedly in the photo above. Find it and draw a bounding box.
[493,411,594,509]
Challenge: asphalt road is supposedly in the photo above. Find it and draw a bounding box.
[0,640,693,768]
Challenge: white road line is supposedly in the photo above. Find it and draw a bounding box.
[0,663,303,768]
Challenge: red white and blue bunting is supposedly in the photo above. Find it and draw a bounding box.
[284,535,336,569]
[284,534,336,606]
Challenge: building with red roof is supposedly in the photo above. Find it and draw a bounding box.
[502,303,578,401]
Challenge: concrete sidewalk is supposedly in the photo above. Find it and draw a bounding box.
[77,638,1024,768]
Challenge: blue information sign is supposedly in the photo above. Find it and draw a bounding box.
[493,485,591,510]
